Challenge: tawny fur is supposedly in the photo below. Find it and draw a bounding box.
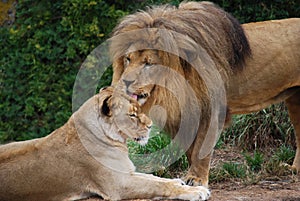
[0,87,210,201]
[110,1,300,186]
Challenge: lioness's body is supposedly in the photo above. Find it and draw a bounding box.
[0,88,210,201]
[110,1,300,187]
[0,119,97,201]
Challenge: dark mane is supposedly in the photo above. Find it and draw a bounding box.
[111,1,251,71]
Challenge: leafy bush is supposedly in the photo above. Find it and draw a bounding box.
[216,0,299,23]
[0,0,126,142]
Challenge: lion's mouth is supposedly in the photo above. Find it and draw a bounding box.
[128,91,149,105]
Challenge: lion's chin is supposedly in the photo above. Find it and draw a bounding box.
[134,136,149,146]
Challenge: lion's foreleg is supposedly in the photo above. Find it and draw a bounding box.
[184,150,211,187]
[183,124,213,187]
[286,91,300,172]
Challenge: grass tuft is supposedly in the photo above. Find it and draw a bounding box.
[272,145,296,165]
[127,126,188,177]
[221,103,294,151]
[244,151,264,172]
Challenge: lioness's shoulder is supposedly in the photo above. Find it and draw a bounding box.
[0,139,39,162]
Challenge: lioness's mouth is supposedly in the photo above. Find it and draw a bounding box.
[134,136,149,146]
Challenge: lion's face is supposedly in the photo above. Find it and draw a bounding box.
[117,49,163,105]
[113,49,183,107]
[101,87,152,145]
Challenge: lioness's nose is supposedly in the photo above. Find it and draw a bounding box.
[123,79,134,88]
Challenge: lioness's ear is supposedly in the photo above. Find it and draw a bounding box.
[101,97,112,117]
[99,86,114,93]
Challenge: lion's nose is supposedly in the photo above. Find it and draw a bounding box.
[123,79,134,88]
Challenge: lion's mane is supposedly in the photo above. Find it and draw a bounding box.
[110,1,251,135]
[110,1,251,71]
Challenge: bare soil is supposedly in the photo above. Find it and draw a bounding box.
[84,148,300,201]
[209,148,300,200]
[210,180,300,201]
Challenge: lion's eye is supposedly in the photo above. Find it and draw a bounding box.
[125,57,131,65]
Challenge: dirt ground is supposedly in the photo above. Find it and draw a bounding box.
[84,148,300,201]
[209,149,300,201]
[209,178,300,201]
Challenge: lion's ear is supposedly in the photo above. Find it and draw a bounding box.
[101,97,112,117]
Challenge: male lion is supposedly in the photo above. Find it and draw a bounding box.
[0,87,210,201]
[110,1,300,186]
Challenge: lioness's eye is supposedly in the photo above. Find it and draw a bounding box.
[145,62,152,66]
[129,113,136,118]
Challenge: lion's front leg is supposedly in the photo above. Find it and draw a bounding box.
[286,91,300,172]
[115,172,210,200]
[184,151,211,187]
[183,127,214,187]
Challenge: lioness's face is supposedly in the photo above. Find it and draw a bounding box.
[118,49,163,105]
[101,88,152,145]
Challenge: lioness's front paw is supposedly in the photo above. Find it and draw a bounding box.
[179,186,210,201]
[172,178,186,185]
[195,186,210,201]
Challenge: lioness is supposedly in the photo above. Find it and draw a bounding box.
[0,87,210,201]
[110,1,300,186]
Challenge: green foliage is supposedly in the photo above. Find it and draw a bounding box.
[222,162,247,178]
[118,0,299,23]
[127,126,188,177]
[221,103,294,151]
[210,147,295,183]
[0,0,126,142]
[244,151,264,172]
[210,162,247,182]
[272,145,296,165]
[216,0,299,23]
[264,146,295,176]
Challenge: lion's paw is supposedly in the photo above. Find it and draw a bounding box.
[281,163,299,174]
[182,174,208,187]
[179,186,210,201]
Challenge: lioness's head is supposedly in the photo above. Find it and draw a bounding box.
[99,87,152,145]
